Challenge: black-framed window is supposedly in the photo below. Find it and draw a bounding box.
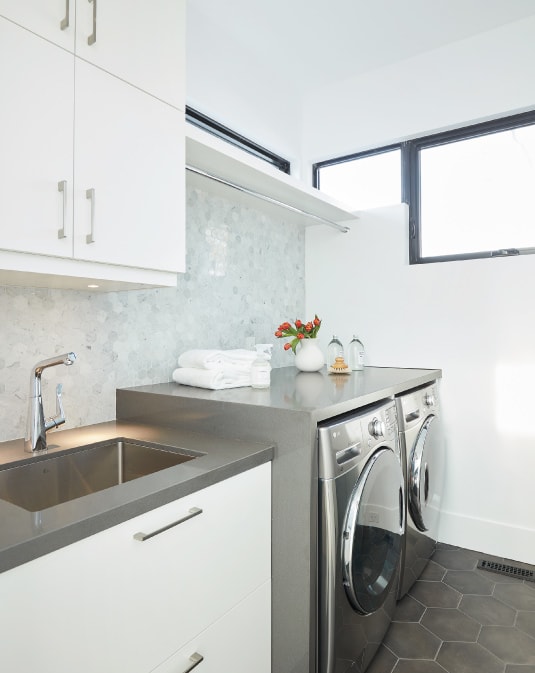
[407,110,535,263]
[313,145,402,211]
[186,106,291,174]
[313,109,535,264]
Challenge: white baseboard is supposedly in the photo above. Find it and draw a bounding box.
[438,509,535,566]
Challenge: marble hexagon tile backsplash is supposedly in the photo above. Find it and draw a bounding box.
[0,184,305,442]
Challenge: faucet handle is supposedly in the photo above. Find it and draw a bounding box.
[44,383,67,431]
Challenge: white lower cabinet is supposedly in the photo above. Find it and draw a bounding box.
[0,463,271,673]
[153,581,271,673]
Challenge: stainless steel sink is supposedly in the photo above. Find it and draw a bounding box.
[0,439,199,512]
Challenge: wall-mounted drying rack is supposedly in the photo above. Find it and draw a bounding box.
[185,124,357,234]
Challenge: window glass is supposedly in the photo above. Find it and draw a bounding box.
[317,149,401,211]
[420,125,535,258]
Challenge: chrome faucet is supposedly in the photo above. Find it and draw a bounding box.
[25,352,77,453]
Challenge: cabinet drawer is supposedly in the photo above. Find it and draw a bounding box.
[154,580,271,673]
[0,463,271,673]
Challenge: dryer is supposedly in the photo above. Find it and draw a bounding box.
[396,381,445,599]
[318,399,404,673]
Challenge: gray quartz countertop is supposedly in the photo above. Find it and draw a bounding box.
[118,365,442,423]
[0,421,273,574]
[114,364,441,673]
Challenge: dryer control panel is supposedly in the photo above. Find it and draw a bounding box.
[318,399,399,480]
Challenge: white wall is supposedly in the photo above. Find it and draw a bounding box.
[186,2,304,172]
[303,13,535,566]
[302,15,535,165]
[306,207,535,565]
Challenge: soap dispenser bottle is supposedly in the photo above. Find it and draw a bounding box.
[348,335,365,371]
[251,344,273,389]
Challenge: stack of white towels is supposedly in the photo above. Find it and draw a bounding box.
[172,349,258,390]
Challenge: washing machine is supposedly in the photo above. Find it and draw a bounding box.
[396,381,445,599]
[318,399,404,673]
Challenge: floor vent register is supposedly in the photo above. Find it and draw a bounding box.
[478,559,535,583]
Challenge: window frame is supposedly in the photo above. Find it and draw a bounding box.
[312,143,403,193]
[312,109,535,264]
[407,109,535,264]
[186,106,291,174]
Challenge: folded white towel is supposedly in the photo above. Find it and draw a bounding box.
[178,349,257,371]
[172,367,252,390]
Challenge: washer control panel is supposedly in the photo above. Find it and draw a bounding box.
[397,381,439,431]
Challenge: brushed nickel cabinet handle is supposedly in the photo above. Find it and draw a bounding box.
[60,0,70,30]
[88,0,97,45]
[181,653,204,673]
[57,180,67,239]
[85,188,95,243]
[133,507,203,542]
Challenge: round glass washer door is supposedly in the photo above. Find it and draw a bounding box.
[342,447,404,615]
[408,414,444,532]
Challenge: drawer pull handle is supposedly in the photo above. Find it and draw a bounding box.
[133,507,203,541]
[88,0,97,45]
[60,0,70,30]
[182,653,204,673]
[57,180,67,239]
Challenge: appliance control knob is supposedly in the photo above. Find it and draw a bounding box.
[424,393,436,407]
[368,418,385,439]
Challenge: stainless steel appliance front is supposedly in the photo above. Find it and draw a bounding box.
[396,381,445,598]
[318,399,404,673]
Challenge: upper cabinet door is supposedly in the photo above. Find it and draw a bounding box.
[73,59,185,273]
[0,0,75,51]
[75,0,185,109]
[0,18,74,257]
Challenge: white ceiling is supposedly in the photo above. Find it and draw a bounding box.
[188,0,535,94]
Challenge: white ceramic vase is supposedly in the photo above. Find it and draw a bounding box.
[294,339,325,372]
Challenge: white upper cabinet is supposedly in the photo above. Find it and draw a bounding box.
[75,0,184,109]
[0,0,184,108]
[74,60,185,272]
[0,2,185,289]
[0,0,75,50]
[0,18,74,257]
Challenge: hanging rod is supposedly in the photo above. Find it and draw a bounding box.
[186,164,350,233]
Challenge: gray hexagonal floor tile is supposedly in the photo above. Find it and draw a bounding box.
[393,660,448,673]
[437,641,504,673]
[516,611,535,639]
[444,570,495,595]
[387,546,535,672]
[394,594,426,622]
[432,548,479,571]
[367,644,397,673]
[410,580,462,608]
[494,583,535,611]
[421,560,447,581]
[383,622,441,659]
[459,594,516,626]
[421,607,480,642]
[479,626,535,665]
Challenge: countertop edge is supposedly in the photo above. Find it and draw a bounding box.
[0,423,273,575]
